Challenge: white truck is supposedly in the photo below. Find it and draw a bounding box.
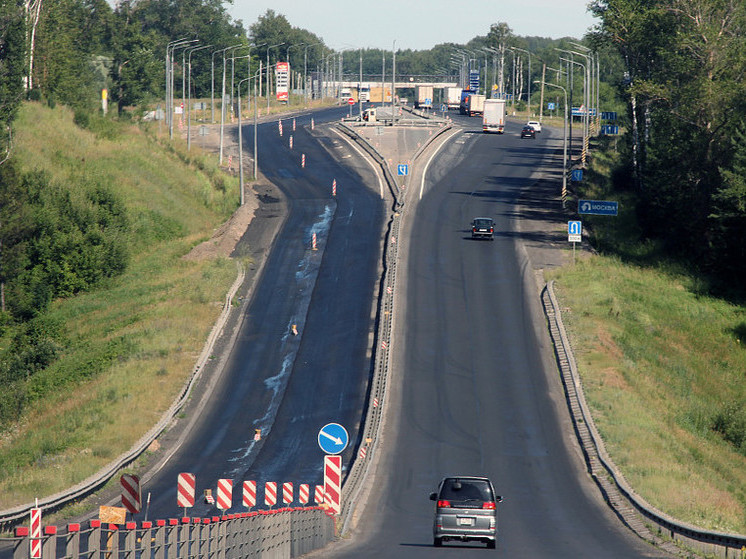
[465,93,485,116]
[414,85,434,109]
[445,87,462,110]
[359,84,370,102]
[482,99,506,133]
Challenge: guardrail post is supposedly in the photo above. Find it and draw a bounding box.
[123,521,136,558]
[218,515,227,559]
[65,523,80,558]
[105,524,119,558]
[198,518,208,558]
[88,520,101,556]
[166,519,178,559]
[41,526,56,559]
[141,521,153,557]
[179,517,191,558]
[13,526,28,559]
[153,519,166,559]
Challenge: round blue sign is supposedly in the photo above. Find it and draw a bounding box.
[318,423,349,455]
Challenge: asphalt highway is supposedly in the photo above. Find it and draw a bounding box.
[139,105,388,520]
[320,115,671,557]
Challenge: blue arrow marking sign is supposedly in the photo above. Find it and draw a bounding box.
[578,199,618,216]
[398,164,409,176]
[318,423,349,455]
[568,221,582,236]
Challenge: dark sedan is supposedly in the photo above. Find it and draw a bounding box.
[520,125,536,139]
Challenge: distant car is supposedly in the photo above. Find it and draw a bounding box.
[521,125,536,139]
[430,476,503,548]
[527,120,542,132]
[471,217,494,240]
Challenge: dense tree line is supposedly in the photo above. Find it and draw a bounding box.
[590,0,746,282]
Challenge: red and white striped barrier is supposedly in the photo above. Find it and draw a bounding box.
[324,455,342,514]
[29,507,41,559]
[177,473,196,508]
[332,178,337,197]
[282,482,293,505]
[314,485,325,505]
[299,484,310,505]
[265,482,277,508]
[289,135,293,149]
[243,480,256,509]
[301,153,306,168]
[312,232,317,251]
[359,446,367,460]
[120,474,141,514]
[216,479,232,510]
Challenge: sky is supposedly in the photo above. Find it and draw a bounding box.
[227,0,599,51]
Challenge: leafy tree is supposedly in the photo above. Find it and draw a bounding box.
[0,0,26,162]
[110,1,161,113]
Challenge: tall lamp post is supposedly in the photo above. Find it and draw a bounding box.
[212,44,241,125]
[186,44,211,151]
[253,63,278,180]
[237,76,251,206]
[510,46,531,115]
[166,38,191,133]
[303,42,322,104]
[536,80,568,207]
[560,56,587,166]
[168,39,197,139]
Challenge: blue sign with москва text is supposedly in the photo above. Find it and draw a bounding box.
[578,199,619,216]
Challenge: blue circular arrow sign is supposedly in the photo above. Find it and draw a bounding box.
[318,423,349,455]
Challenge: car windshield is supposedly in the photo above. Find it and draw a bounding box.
[474,219,493,227]
[439,479,493,503]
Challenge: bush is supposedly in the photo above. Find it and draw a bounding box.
[711,401,746,454]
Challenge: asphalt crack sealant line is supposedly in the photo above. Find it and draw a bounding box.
[226,204,335,477]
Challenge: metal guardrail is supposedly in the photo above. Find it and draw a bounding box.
[4,507,334,559]
[543,280,746,558]
[0,263,246,530]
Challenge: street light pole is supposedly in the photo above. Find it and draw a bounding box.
[166,38,190,133]
[560,56,588,166]
[536,81,568,207]
[511,46,531,115]
[187,44,211,151]
[237,76,250,206]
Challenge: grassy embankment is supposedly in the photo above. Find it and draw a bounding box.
[546,141,746,533]
[0,102,241,510]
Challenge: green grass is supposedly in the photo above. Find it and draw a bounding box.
[547,145,746,533]
[0,103,240,508]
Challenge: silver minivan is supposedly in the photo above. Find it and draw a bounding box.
[430,476,502,548]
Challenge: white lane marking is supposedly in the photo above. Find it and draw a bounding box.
[331,128,386,199]
[420,129,463,200]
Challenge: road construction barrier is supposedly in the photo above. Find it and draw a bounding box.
[8,507,333,559]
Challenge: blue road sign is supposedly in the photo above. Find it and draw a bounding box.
[440,104,447,112]
[548,102,555,111]
[578,199,618,216]
[568,221,582,236]
[318,423,349,454]
[469,70,480,90]
[571,169,583,182]
[601,111,617,121]
[397,164,409,176]
[424,98,432,107]
[601,125,619,135]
